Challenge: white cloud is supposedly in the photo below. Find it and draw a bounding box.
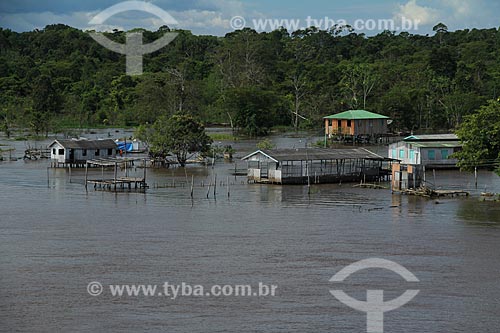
[0,11,108,31]
[174,10,229,29]
[393,0,498,31]
[0,0,254,35]
[393,0,439,26]
[443,0,472,19]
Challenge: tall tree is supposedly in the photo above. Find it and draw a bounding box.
[30,75,60,135]
[454,100,500,173]
[150,113,212,167]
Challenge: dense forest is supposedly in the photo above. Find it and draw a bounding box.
[1,23,500,136]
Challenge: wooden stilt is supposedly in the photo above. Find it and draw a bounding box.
[85,162,88,192]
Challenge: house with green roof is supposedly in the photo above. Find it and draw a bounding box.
[388,134,461,168]
[324,110,390,140]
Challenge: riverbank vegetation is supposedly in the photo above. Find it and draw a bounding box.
[455,100,500,174]
[1,23,500,137]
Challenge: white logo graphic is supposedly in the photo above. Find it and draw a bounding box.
[329,258,419,333]
[88,1,179,75]
[87,281,103,296]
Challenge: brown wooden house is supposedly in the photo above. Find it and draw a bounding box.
[324,110,390,141]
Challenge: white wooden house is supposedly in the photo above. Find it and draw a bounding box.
[388,134,461,168]
[49,139,117,167]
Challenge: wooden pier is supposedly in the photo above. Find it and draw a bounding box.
[84,158,148,192]
[87,177,147,191]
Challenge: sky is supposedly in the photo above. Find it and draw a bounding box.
[0,0,499,36]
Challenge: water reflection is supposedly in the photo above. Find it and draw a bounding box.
[457,200,500,226]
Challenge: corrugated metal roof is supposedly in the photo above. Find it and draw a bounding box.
[323,110,390,120]
[49,139,117,149]
[242,148,385,162]
[404,134,458,141]
[409,141,462,148]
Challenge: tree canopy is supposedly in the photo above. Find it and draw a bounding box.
[145,113,212,166]
[1,24,500,136]
[454,100,500,174]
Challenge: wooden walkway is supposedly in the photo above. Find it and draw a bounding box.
[87,177,147,191]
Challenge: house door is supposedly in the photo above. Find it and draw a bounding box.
[260,162,269,179]
[69,149,75,162]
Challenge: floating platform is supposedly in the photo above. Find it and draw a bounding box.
[396,187,469,198]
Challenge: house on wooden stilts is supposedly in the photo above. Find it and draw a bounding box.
[242,148,394,185]
[324,110,391,143]
[49,139,118,168]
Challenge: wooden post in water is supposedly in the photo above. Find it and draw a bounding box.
[214,174,217,198]
[433,169,436,187]
[227,176,230,198]
[143,159,147,187]
[191,175,194,199]
[47,167,50,188]
[85,162,88,192]
[475,167,478,189]
[114,162,117,191]
[68,165,72,183]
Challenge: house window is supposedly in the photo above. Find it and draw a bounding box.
[409,149,415,161]
[347,120,352,127]
[58,149,64,155]
[399,149,405,159]
[108,148,113,155]
[82,149,87,157]
[441,150,449,160]
[337,120,342,128]
[428,150,436,160]
[95,149,100,156]
[52,148,56,155]
[391,149,396,159]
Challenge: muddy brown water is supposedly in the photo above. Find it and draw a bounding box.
[1,130,500,332]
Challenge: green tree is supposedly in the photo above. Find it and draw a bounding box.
[256,138,275,150]
[454,100,500,173]
[429,46,457,79]
[226,87,288,136]
[30,75,60,135]
[433,23,448,45]
[339,63,378,109]
[150,114,212,167]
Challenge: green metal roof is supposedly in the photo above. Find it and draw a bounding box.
[404,134,458,141]
[324,110,390,120]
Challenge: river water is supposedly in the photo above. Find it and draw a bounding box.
[1,130,500,332]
